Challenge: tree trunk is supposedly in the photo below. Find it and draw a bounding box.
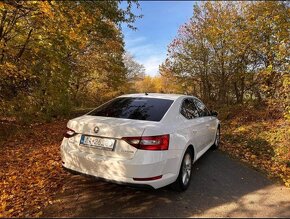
[16,28,33,61]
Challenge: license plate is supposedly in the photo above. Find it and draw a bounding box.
[80,135,115,150]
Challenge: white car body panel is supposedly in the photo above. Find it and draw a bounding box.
[61,93,220,189]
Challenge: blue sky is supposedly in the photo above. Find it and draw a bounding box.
[121,1,196,76]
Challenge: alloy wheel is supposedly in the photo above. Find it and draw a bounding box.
[182,153,192,186]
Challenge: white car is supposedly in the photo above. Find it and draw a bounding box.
[61,93,220,191]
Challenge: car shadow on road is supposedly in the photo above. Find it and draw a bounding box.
[43,150,290,217]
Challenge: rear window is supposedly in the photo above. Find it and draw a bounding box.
[88,97,173,122]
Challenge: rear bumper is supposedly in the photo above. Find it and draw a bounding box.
[60,139,179,189]
[62,166,154,189]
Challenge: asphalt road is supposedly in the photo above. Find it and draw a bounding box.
[44,150,290,217]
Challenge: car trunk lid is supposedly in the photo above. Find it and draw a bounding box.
[67,115,158,159]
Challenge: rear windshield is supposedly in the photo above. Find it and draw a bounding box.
[88,97,173,122]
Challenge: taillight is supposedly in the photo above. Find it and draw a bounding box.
[122,134,169,150]
[64,127,77,138]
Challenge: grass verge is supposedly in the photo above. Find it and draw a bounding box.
[218,104,290,187]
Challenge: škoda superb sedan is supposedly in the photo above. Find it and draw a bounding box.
[61,93,220,191]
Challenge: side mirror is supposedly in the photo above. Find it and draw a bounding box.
[210,110,218,117]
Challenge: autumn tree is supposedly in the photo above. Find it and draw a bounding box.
[123,52,145,81]
[244,1,290,106]
[161,1,289,109]
[121,52,146,93]
[0,0,141,122]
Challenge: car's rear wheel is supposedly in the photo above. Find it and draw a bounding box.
[171,148,193,191]
[212,126,220,149]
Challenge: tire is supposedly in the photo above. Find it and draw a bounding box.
[171,148,193,191]
[212,126,220,150]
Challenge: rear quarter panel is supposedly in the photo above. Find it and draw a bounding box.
[141,97,198,178]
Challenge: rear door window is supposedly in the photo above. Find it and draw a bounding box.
[88,97,173,122]
[180,98,199,119]
[193,99,210,117]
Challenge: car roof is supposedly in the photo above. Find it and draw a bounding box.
[118,93,196,100]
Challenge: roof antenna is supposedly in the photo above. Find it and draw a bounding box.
[145,92,148,96]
